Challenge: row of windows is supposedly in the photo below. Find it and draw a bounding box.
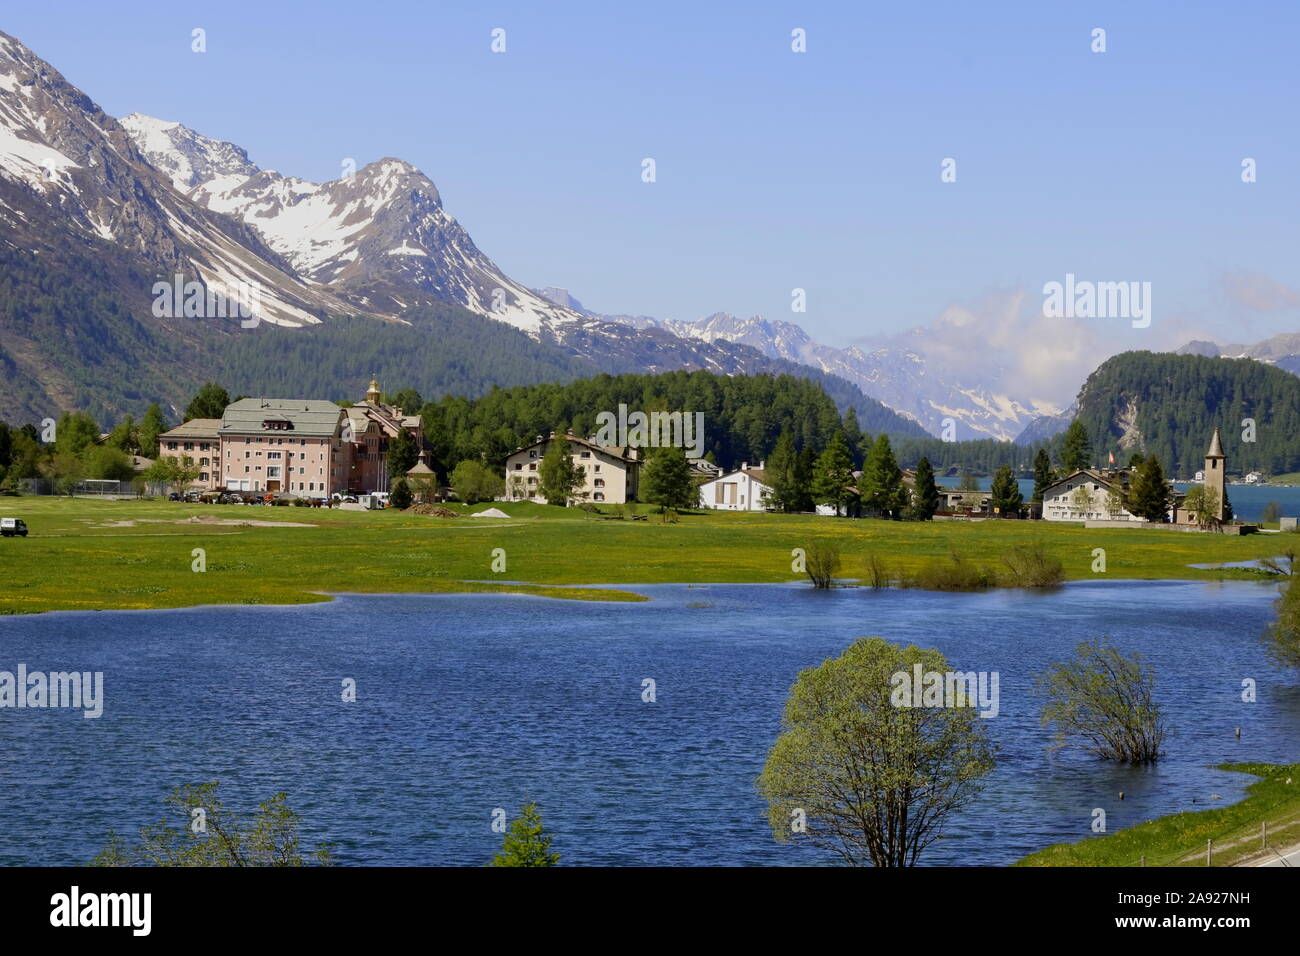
[234,466,321,475]
[513,462,602,472]
[165,441,214,452]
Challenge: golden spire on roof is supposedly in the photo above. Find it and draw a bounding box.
[366,377,381,404]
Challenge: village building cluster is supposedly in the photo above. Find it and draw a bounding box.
[157,388,1235,530]
[155,380,425,499]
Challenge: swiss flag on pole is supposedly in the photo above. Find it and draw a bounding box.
[1108,451,1115,466]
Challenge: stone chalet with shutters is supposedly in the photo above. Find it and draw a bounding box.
[503,431,641,504]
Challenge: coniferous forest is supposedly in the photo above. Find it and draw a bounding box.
[1072,351,1300,477]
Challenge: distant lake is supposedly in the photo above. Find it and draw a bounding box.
[938,476,1300,522]
[2,581,1297,866]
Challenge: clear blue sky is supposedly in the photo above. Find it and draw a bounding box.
[9,1,1299,356]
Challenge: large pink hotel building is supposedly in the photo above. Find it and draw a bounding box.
[155,380,423,497]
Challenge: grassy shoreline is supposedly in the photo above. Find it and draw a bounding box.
[1015,763,1300,867]
[0,496,1291,616]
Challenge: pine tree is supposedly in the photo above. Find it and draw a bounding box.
[106,415,139,455]
[488,802,559,867]
[764,430,800,513]
[1061,421,1091,473]
[641,447,695,511]
[841,407,865,468]
[184,382,232,422]
[908,456,941,520]
[1125,455,1172,522]
[1031,448,1053,504]
[389,477,413,509]
[811,431,856,516]
[386,428,420,480]
[990,465,1023,516]
[792,447,816,512]
[861,433,905,518]
[139,404,167,459]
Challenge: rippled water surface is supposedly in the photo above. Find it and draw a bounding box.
[1,580,1297,866]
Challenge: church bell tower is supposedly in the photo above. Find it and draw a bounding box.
[1204,427,1226,522]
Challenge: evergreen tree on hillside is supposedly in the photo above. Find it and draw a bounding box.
[990,465,1023,516]
[1061,421,1092,473]
[139,404,167,459]
[861,434,906,518]
[812,431,856,516]
[106,414,139,454]
[54,411,99,458]
[841,406,866,467]
[1072,352,1300,477]
[1031,448,1054,504]
[184,382,232,422]
[386,428,420,480]
[641,447,696,512]
[908,456,940,521]
[765,430,801,513]
[792,447,817,513]
[1126,455,1173,522]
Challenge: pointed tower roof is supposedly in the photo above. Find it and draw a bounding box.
[1206,427,1225,459]
[365,377,381,404]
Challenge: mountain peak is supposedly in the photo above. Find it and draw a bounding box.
[119,113,258,191]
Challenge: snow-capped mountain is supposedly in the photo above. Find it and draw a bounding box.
[123,113,587,336]
[0,33,355,328]
[119,110,927,422]
[0,29,930,437]
[1177,334,1300,377]
[544,301,1062,441]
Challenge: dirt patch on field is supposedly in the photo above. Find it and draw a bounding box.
[408,505,460,517]
[100,514,316,529]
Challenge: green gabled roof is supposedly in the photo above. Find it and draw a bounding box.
[219,399,343,438]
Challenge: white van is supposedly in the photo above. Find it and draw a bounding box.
[1,518,29,537]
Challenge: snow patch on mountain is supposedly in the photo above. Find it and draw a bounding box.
[580,307,1061,441]
[124,116,587,336]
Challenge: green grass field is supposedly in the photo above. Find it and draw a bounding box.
[1015,763,1300,867]
[0,495,1292,615]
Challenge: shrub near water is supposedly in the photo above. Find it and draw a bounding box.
[904,550,995,591]
[805,540,841,589]
[902,545,1063,592]
[999,543,1065,588]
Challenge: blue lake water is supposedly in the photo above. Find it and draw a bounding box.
[938,476,1300,522]
[1,581,1298,867]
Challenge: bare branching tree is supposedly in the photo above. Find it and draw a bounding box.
[1036,638,1166,763]
[804,540,841,589]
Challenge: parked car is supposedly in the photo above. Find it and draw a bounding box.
[167,492,181,501]
[1,518,29,537]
